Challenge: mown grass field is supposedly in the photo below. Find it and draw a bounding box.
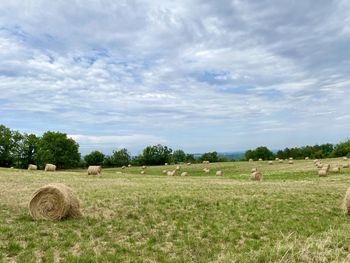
[1,158,350,262]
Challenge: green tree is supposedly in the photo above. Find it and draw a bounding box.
[172,149,186,163]
[109,148,130,167]
[0,124,14,167]
[200,152,219,162]
[38,131,80,169]
[245,146,274,160]
[17,134,39,169]
[84,151,105,166]
[332,140,350,157]
[140,144,172,165]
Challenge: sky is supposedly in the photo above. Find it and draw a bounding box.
[0,0,350,155]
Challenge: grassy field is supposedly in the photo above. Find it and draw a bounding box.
[1,158,350,262]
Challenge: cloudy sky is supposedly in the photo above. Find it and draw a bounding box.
[1,0,350,155]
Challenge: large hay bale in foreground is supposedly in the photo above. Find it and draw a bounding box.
[29,183,82,221]
[44,164,56,172]
[87,166,101,175]
[28,164,37,171]
[342,187,350,214]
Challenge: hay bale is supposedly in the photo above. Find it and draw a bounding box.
[288,160,294,164]
[318,169,328,177]
[44,164,56,172]
[216,170,223,176]
[202,161,210,164]
[279,159,283,163]
[187,162,191,166]
[181,172,188,177]
[28,164,37,171]
[203,168,210,173]
[343,157,348,161]
[251,168,257,173]
[343,163,349,168]
[162,169,167,174]
[305,157,309,160]
[289,157,293,160]
[258,158,262,161]
[140,170,145,174]
[342,187,350,214]
[128,164,132,167]
[268,161,273,165]
[29,183,82,221]
[122,166,126,169]
[332,167,341,173]
[275,158,279,161]
[87,166,101,175]
[176,165,181,171]
[322,164,330,172]
[142,165,147,169]
[249,158,253,162]
[250,171,262,181]
[165,163,168,166]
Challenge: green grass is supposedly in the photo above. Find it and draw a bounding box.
[1,158,350,262]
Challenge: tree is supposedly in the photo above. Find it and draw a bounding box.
[84,151,105,166]
[109,148,130,167]
[38,131,80,169]
[245,146,274,160]
[18,134,39,169]
[200,152,219,162]
[140,144,172,165]
[172,149,186,163]
[332,140,350,157]
[0,125,14,167]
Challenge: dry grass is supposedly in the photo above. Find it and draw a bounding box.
[1,158,350,262]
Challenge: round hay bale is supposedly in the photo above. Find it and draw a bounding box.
[249,158,253,162]
[318,169,328,177]
[142,165,147,170]
[314,159,319,163]
[250,171,262,181]
[322,164,330,172]
[332,167,341,173]
[289,157,293,160]
[140,170,145,175]
[288,160,294,164]
[44,164,56,172]
[251,168,257,173]
[343,163,349,168]
[268,161,273,165]
[128,164,132,167]
[216,170,223,176]
[343,157,348,161]
[28,164,37,171]
[279,159,283,163]
[187,162,191,166]
[305,157,309,160]
[166,170,175,176]
[203,168,210,173]
[258,158,262,161]
[87,166,101,175]
[176,165,181,171]
[162,169,167,174]
[181,172,188,177]
[29,183,82,221]
[122,166,126,169]
[342,187,350,214]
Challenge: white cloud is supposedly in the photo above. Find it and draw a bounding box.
[1,0,350,153]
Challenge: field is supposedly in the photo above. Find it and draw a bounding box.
[1,159,350,262]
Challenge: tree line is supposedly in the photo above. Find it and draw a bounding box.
[0,124,223,169]
[245,141,350,161]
